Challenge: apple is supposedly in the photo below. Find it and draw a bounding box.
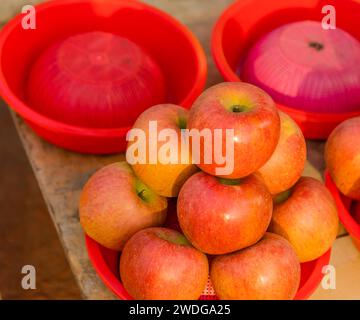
[79,162,167,250]
[188,82,280,179]
[325,116,360,200]
[210,233,300,300]
[177,171,273,255]
[257,111,306,195]
[120,227,209,300]
[270,177,339,262]
[127,104,198,197]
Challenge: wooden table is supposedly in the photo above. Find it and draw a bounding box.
[4,0,360,300]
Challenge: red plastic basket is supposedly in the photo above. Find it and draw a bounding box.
[211,0,360,139]
[325,171,360,251]
[0,0,207,154]
[85,199,331,300]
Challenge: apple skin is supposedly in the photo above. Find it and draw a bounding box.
[325,117,360,200]
[257,111,306,195]
[210,233,300,300]
[127,104,198,197]
[177,171,273,255]
[270,177,339,262]
[188,82,280,179]
[120,227,209,300]
[79,162,167,250]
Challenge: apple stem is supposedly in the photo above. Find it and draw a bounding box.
[138,189,148,202]
[231,105,248,113]
[177,116,187,130]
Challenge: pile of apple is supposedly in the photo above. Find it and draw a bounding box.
[79,82,339,300]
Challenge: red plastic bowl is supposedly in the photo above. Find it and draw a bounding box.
[26,31,167,129]
[0,0,207,154]
[85,199,331,300]
[325,171,360,251]
[212,0,360,139]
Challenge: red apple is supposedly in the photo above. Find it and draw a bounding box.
[127,104,198,197]
[79,162,167,250]
[325,116,360,200]
[120,227,209,300]
[270,177,339,262]
[210,233,300,300]
[188,82,280,178]
[177,171,273,255]
[257,111,306,195]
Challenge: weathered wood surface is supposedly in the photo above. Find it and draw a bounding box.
[4,0,359,299]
